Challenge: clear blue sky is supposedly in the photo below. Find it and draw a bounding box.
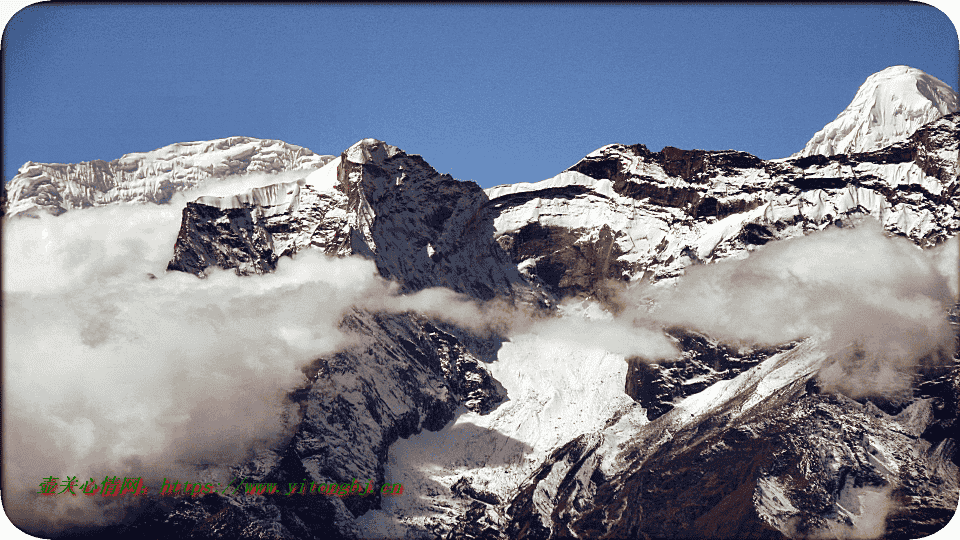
[2,4,958,188]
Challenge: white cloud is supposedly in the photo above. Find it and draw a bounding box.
[2,206,381,531]
[637,221,957,398]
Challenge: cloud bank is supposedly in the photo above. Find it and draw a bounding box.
[3,206,376,532]
[637,221,958,398]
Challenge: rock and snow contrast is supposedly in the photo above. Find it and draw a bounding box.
[4,66,958,540]
[795,65,958,158]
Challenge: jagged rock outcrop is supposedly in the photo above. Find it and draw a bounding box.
[625,329,799,421]
[330,139,541,301]
[167,138,551,308]
[2,136,335,218]
[166,178,349,276]
[163,117,958,301]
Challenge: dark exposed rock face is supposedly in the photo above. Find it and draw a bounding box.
[166,202,277,277]
[443,500,505,540]
[504,433,605,540]
[166,180,350,276]
[282,310,504,520]
[165,139,550,307]
[480,113,959,302]
[569,144,766,215]
[425,322,507,415]
[567,144,768,219]
[625,329,798,420]
[493,222,629,301]
[450,476,501,506]
[334,141,539,302]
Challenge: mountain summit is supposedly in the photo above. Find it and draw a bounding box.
[795,65,958,158]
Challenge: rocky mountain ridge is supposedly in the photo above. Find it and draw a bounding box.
[160,110,957,303]
[2,136,334,218]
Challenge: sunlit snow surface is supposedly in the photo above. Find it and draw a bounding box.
[4,136,335,218]
[795,65,959,158]
[303,156,342,192]
[189,157,344,218]
[356,303,641,538]
[481,139,956,286]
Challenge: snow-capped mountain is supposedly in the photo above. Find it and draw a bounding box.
[9,67,959,540]
[164,110,958,299]
[795,65,958,158]
[486,111,957,300]
[503,340,958,540]
[2,136,335,218]
[140,122,958,539]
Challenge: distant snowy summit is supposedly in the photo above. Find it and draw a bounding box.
[794,65,958,158]
[2,136,334,218]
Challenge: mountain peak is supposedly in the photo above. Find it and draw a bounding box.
[343,138,402,165]
[794,65,959,158]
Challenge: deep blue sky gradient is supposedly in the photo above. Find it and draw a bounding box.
[3,4,958,188]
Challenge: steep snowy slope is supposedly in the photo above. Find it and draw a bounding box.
[2,136,335,218]
[504,336,959,540]
[795,65,958,158]
[356,304,641,538]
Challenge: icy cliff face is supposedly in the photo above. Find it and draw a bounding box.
[2,136,335,218]
[795,65,958,158]
[166,163,351,277]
